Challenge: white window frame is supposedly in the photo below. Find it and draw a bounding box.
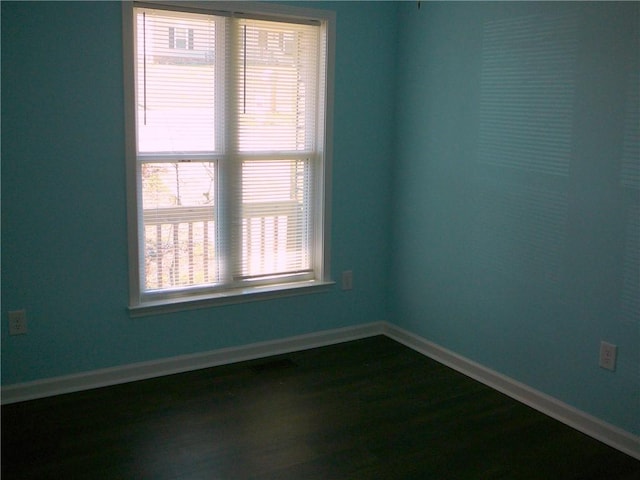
[123,1,335,316]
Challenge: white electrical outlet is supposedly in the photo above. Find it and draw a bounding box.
[341,270,353,290]
[599,341,617,371]
[8,310,28,335]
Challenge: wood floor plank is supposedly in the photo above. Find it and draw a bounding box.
[2,336,638,479]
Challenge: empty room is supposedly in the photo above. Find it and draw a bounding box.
[2,1,638,478]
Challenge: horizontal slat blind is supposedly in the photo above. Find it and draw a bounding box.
[236,19,319,152]
[235,158,312,280]
[136,8,219,154]
[231,18,319,283]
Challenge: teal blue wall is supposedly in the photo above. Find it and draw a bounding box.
[391,2,639,435]
[1,2,397,384]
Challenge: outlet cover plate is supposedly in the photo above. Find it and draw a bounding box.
[599,341,617,371]
[8,310,28,335]
[341,270,353,290]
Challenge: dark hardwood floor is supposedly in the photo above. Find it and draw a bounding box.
[2,336,639,479]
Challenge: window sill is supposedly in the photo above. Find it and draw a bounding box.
[129,279,335,318]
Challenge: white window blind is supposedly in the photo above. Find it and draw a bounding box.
[125,3,332,311]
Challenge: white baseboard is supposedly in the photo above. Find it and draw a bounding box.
[381,322,640,460]
[0,322,385,405]
[2,320,638,460]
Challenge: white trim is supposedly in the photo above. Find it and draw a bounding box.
[129,280,336,317]
[382,323,640,460]
[2,321,637,460]
[0,322,384,405]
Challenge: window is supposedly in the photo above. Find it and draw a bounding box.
[123,2,334,314]
[168,27,194,50]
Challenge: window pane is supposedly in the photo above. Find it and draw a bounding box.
[142,162,217,289]
[136,9,217,153]
[238,159,312,278]
[238,20,319,152]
